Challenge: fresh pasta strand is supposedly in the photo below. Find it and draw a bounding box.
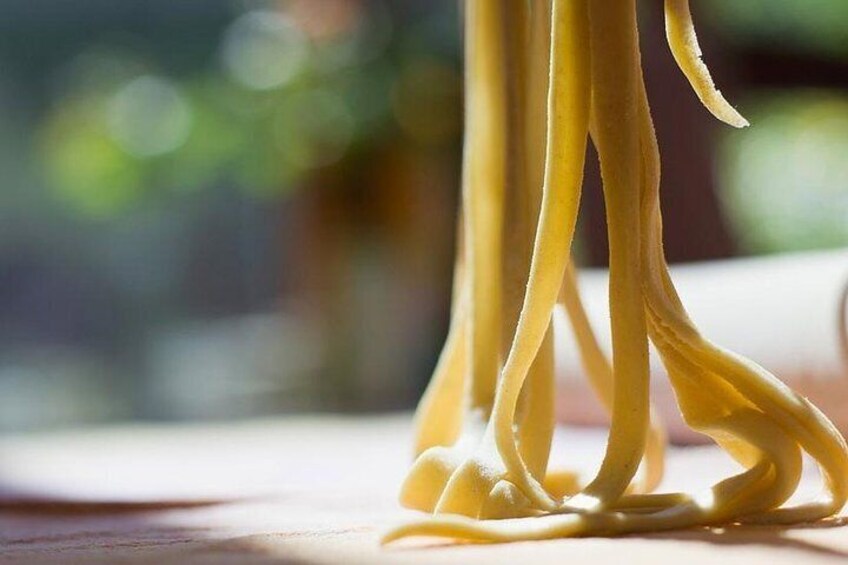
[664,0,749,128]
[398,0,509,517]
[501,0,556,485]
[386,0,848,544]
[410,212,467,457]
[559,262,666,496]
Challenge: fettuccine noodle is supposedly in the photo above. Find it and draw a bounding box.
[385,0,848,543]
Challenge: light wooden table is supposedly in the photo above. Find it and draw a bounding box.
[2,416,847,564]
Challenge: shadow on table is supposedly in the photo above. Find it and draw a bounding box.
[640,518,848,560]
[1,500,348,564]
[392,517,848,562]
[0,500,226,515]
[4,497,848,564]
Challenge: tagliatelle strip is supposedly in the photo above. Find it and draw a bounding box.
[559,262,666,497]
[385,0,848,544]
[664,0,749,128]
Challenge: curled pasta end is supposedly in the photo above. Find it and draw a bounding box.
[664,0,750,129]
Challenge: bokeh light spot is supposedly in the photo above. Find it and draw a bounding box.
[719,91,848,253]
[108,75,192,158]
[222,11,308,91]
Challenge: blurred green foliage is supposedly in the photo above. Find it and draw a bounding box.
[719,92,848,253]
[38,0,848,257]
[706,0,848,58]
[39,2,459,216]
[703,0,848,253]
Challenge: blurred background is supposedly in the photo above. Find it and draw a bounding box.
[0,0,846,432]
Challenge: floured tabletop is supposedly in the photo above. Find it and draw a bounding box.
[1,416,847,564]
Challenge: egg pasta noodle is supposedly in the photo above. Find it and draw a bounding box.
[384,0,848,543]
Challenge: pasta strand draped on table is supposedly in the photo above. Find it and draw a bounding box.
[386,0,848,543]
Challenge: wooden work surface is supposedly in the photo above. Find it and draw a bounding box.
[1,416,847,564]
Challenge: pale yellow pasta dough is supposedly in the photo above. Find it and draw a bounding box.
[386,0,848,543]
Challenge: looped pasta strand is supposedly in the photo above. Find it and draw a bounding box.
[386,0,848,544]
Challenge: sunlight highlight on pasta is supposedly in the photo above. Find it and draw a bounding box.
[385,0,848,543]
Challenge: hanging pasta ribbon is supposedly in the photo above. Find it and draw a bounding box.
[386,0,848,543]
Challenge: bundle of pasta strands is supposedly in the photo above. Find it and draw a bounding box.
[384,0,848,544]
[556,250,848,444]
[398,0,664,521]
